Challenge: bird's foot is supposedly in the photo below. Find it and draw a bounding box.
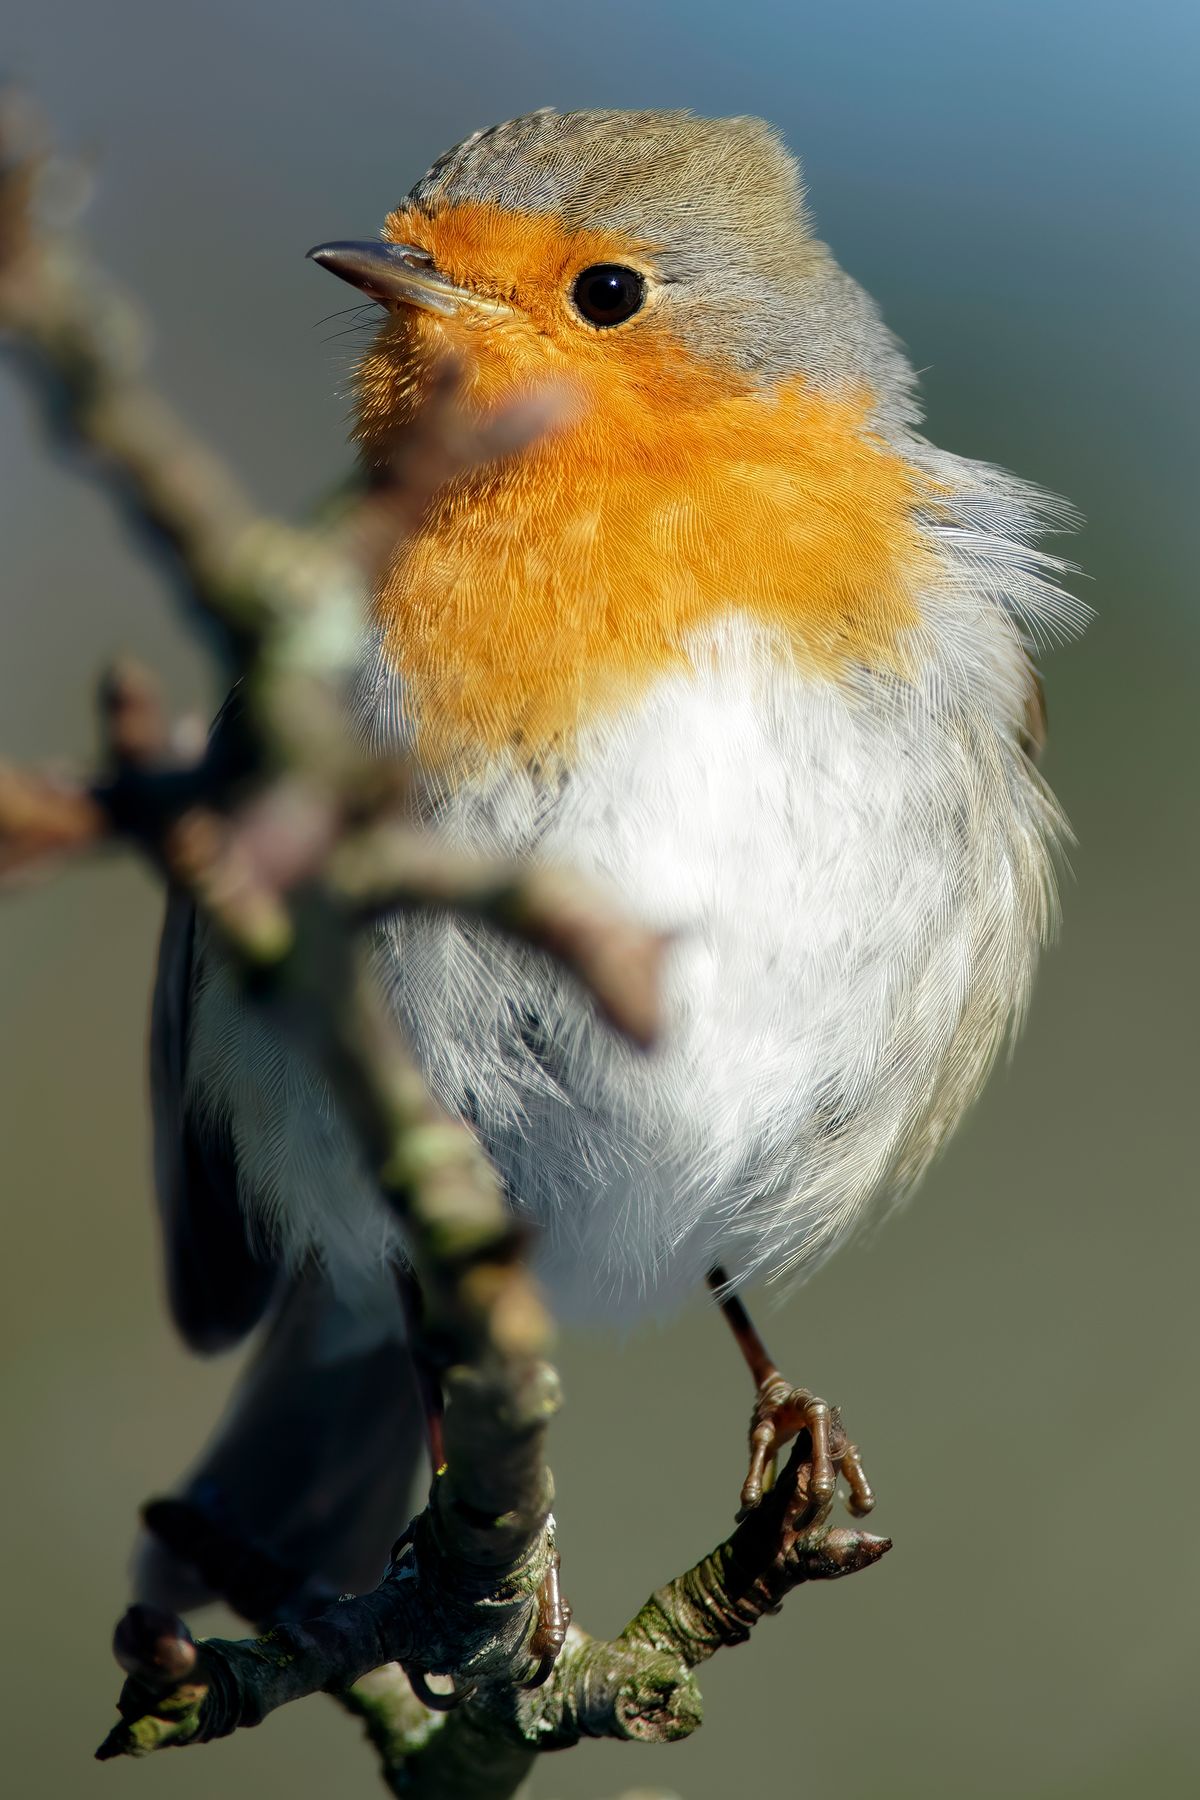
[739,1373,875,1521]
[525,1547,571,1688]
[406,1544,570,1709]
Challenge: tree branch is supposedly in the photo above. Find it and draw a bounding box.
[331,823,667,1047]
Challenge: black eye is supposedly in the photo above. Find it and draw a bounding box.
[570,263,646,328]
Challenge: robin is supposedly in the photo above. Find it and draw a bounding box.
[141,109,1081,1607]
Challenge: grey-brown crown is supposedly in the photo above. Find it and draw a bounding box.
[409,109,809,280]
[403,108,917,418]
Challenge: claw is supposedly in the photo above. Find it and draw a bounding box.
[807,1398,835,1501]
[738,1376,874,1525]
[525,1547,571,1689]
[841,1441,876,1516]
[741,1419,779,1512]
[407,1669,477,1712]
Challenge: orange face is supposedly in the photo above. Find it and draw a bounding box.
[356,202,938,773]
[357,199,737,424]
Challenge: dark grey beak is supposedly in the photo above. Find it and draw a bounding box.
[306,240,504,318]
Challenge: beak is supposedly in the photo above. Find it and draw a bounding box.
[306,240,506,318]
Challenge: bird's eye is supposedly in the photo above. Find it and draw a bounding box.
[570,264,646,328]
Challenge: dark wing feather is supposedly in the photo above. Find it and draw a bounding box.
[145,690,425,1600]
[133,1268,425,1612]
[150,885,279,1351]
[149,688,278,1351]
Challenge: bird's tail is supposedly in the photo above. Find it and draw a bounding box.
[133,1265,427,1620]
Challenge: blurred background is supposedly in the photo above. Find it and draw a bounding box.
[1,2,1196,1795]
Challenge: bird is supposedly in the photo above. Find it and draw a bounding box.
[139,107,1082,1612]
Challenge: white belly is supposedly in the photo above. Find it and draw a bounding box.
[186,615,1058,1322]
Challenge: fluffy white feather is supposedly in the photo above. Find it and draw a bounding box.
[184,449,1072,1323]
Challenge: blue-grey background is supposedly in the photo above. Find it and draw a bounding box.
[2,3,1196,1795]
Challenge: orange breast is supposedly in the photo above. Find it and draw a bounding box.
[372,369,937,772]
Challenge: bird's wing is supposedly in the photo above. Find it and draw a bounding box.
[133,1265,424,1613]
[146,686,429,1603]
[149,689,279,1352]
[150,883,280,1351]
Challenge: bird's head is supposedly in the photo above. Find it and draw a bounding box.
[309,108,912,450]
[307,111,934,769]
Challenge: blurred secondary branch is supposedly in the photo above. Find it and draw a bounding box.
[0,94,889,1799]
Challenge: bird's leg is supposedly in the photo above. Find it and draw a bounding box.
[395,1265,446,1474]
[706,1267,875,1520]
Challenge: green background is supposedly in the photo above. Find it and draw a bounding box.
[2,3,1196,1795]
